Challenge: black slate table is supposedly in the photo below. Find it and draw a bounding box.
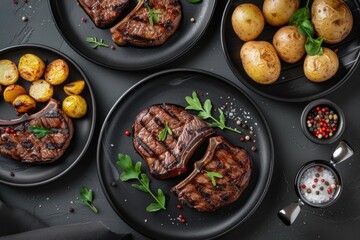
[1,1,360,239]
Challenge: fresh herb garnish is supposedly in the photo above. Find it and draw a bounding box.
[187,0,202,3]
[85,37,109,49]
[144,0,162,26]
[185,91,241,134]
[289,0,323,55]
[28,125,53,138]
[158,123,173,142]
[117,154,166,212]
[79,186,98,213]
[205,170,223,186]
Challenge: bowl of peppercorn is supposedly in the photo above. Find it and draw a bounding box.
[300,99,345,144]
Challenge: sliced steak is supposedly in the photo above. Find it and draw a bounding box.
[171,136,252,212]
[0,99,74,164]
[110,0,182,47]
[133,104,215,179]
[78,0,129,28]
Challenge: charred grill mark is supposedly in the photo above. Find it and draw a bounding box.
[135,137,154,156]
[160,104,180,121]
[153,117,164,127]
[45,110,61,118]
[21,140,33,149]
[46,141,56,150]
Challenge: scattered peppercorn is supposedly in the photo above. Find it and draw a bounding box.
[124,130,131,136]
[306,105,339,140]
[21,16,28,22]
[111,45,116,50]
[111,181,117,187]
[240,137,244,142]
[81,17,87,22]
[306,188,311,193]
[245,135,250,141]
[10,172,15,177]
[181,219,186,223]
[69,207,75,213]
[13,0,18,4]
[251,146,257,152]
[190,17,196,23]
[176,204,182,210]
[236,120,241,125]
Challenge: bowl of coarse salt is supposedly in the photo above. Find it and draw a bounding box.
[278,141,354,225]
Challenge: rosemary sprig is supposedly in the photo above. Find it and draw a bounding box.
[144,0,162,26]
[85,37,109,49]
[28,125,53,138]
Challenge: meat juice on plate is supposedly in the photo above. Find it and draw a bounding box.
[299,166,338,205]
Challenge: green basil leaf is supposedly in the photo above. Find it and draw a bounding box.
[300,19,314,37]
[305,37,324,56]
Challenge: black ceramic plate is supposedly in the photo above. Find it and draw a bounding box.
[97,69,273,240]
[0,44,96,187]
[221,0,360,102]
[49,1,216,70]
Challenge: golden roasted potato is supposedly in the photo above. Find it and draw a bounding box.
[44,59,69,85]
[0,59,19,85]
[240,41,281,84]
[64,80,85,95]
[311,0,353,44]
[273,26,306,63]
[29,79,54,102]
[231,4,265,41]
[3,84,27,103]
[262,0,299,26]
[18,54,45,82]
[304,47,339,82]
[62,95,87,118]
[12,94,36,113]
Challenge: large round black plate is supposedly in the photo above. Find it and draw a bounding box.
[221,0,360,102]
[49,1,216,70]
[97,69,273,240]
[0,44,96,187]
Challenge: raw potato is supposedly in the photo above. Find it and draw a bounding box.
[240,41,281,84]
[62,95,87,118]
[64,80,85,95]
[304,47,339,82]
[3,84,27,103]
[29,79,54,102]
[273,26,306,63]
[262,0,299,26]
[0,59,19,85]
[12,94,36,113]
[231,4,265,41]
[18,54,45,82]
[311,0,353,44]
[44,59,69,85]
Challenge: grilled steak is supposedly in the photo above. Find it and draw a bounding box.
[171,136,252,212]
[0,99,74,164]
[78,0,129,28]
[133,104,215,179]
[110,0,182,47]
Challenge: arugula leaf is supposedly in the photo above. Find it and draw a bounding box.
[185,91,241,134]
[79,186,98,213]
[117,154,166,212]
[85,37,109,49]
[205,171,223,186]
[158,123,173,141]
[28,126,53,138]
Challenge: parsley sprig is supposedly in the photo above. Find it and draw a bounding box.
[117,154,166,212]
[158,123,172,141]
[185,91,241,134]
[28,125,53,138]
[187,0,202,3]
[79,186,98,213]
[205,170,223,186]
[144,0,162,26]
[85,37,109,49]
[289,0,323,56]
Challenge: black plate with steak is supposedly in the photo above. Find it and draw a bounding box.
[110,0,182,47]
[0,99,74,164]
[133,103,215,179]
[78,0,129,28]
[171,135,252,211]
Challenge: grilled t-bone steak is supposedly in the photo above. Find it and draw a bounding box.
[110,0,182,47]
[0,99,74,164]
[78,0,129,28]
[171,136,252,211]
[133,104,215,179]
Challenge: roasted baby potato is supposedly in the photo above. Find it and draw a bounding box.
[273,26,306,63]
[63,80,85,95]
[3,84,27,103]
[0,59,19,85]
[44,59,69,85]
[231,4,265,41]
[304,47,339,82]
[18,54,45,81]
[29,79,54,102]
[62,95,87,118]
[240,41,281,84]
[311,0,353,44]
[12,94,36,113]
[262,0,299,26]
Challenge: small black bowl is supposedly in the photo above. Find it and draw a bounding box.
[301,99,345,144]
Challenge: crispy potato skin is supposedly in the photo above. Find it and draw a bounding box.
[311,0,353,44]
[263,0,299,26]
[304,47,339,82]
[64,80,85,95]
[3,84,27,103]
[12,94,37,113]
[29,79,54,102]
[62,95,87,118]
[0,59,19,85]
[240,41,281,84]
[231,4,265,41]
[273,26,306,63]
[44,59,69,85]
[18,54,45,82]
